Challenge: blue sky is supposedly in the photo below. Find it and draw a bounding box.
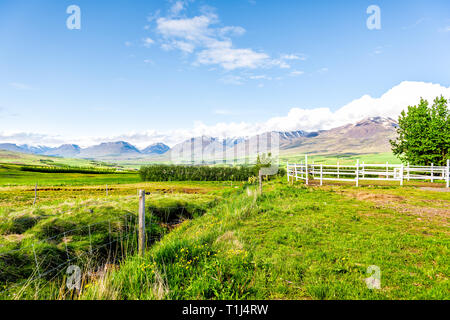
[1,0,450,147]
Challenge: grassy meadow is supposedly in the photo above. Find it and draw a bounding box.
[0,155,448,300]
[80,181,449,300]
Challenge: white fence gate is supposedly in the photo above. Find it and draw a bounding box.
[287,156,450,188]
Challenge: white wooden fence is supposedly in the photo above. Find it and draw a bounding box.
[287,156,450,188]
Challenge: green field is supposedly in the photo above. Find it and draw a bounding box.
[0,164,140,187]
[0,150,123,168]
[0,162,448,300]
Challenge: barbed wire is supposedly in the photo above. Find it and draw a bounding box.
[0,202,197,298]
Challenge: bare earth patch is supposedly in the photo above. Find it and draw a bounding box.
[342,189,450,223]
[419,187,450,192]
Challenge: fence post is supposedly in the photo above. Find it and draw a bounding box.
[446,159,449,189]
[356,160,360,187]
[258,170,263,194]
[431,163,434,183]
[294,163,298,182]
[138,190,146,256]
[386,162,389,178]
[286,161,290,183]
[305,155,309,186]
[407,162,410,182]
[320,164,323,186]
[337,161,340,179]
[400,164,404,186]
[33,183,37,205]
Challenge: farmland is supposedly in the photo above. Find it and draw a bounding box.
[0,162,448,300]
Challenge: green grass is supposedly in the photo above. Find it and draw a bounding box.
[0,160,447,300]
[0,185,224,299]
[80,180,449,300]
[0,164,140,187]
[0,150,123,168]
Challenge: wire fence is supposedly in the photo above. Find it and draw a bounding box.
[0,200,195,298]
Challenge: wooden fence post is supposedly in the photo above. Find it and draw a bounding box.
[33,183,37,205]
[446,159,449,189]
[386,162,389,178]
[400,164,404,186]
[431,163,434,183]
[356,160,360,187]
[337,161,340,179]
[286,161,290,183]
[138,190,146,256]
[305,155,309,186]
[320,164,323,186]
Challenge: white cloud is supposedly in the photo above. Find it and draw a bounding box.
[3,82,449,148]
[373,46,383,55]
[219,26,246,37]
[219,75,245,85]
[162,40,196,53]
[157,15,215,42]
[281,54,306,61]
[125,41,132,47]
[290,70,304,76]
[197,41,270,70]
[9,82,33,90]
[143,37,155,47]
[151,5,299,71]
[147,10,161,23]
[402,18,425,30]
[249,75,272,80]
[169,1,186,16]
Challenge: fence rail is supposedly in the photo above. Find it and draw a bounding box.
[287,156,450,188]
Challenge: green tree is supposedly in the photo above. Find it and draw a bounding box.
[390,96,450,165]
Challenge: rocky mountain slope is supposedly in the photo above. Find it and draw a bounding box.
[0,117,398,160]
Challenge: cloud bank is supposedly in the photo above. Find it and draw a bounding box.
[1,81,449,149]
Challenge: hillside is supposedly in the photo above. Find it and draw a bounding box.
[0,150,113,168]
[281,117,398,155]
[0,117,398,162]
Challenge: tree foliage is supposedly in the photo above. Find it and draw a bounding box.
[139,165,259,182]
[390,96,450,165]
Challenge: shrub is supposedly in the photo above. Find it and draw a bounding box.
[139,165,259,182]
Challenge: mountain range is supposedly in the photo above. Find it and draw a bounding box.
[0,117,398,160]
[0,141,171,159]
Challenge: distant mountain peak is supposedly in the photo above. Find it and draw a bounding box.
[142,143,170,155]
